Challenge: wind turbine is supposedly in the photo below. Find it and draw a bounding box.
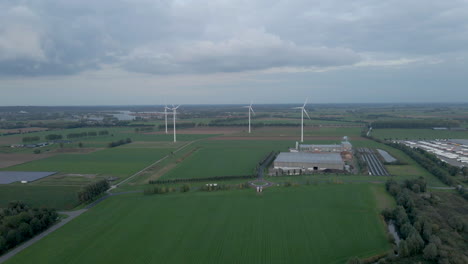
[293,99,311,143]
[170,105,180,142]
[243,102,255,133]
[163,105,171,134]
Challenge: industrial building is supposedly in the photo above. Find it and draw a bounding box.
[296,141,352,153]
[273,152,345,173]
[271,137,353,175]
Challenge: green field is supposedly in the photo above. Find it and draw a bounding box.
[161,140,292,179]
[6,184,392,264]
[0,185,80,210]
[1,147,173,179]
[372,128,468,140]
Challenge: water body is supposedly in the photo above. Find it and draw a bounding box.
[112,111,135,121]
[387,220,401,246]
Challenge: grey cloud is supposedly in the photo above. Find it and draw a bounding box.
[0,0,468,76]
[123,30,361,74]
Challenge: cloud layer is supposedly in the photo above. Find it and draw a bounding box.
[1,0,467,76]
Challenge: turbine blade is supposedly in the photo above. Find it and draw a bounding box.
[292,107,302,109]
[303,109,311,120]
[174,105,181,109]
[303,97,309,108]
[250,107,255,115]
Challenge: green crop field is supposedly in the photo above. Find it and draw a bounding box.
[372,128,468,140]
[161,140,292,179]
[1,147,173,179]
[6,184,391,264]
[0,185,80,210]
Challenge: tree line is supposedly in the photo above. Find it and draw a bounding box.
[67,130,109,139]
[157,122,196,129]
[0,201,57,254]
[21,130,110,143]
[135,127,154,133]
[22,136,40,143]
[371,119,460,129]
[385,142,458,187]
[77,179,110,203]
[108,138,132,148]
[381,179,468,263]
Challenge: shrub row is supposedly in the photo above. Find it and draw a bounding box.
[108,138,132,148]
[77,179,110,203]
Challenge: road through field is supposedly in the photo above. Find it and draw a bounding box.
[0,141,199,264]
[0,210,85,264]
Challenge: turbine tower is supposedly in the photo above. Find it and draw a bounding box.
[293,98,311,142]
[171,105,180,142]
[243,102,255,133]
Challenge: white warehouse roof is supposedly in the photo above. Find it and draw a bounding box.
[275,152,343,164]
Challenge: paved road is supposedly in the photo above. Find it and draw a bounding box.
[0,210,86,263]
[249,152,276,188]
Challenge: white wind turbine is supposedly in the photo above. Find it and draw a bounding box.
[243,102,255,133]
[170,105,180,142]
[293,98,311,142]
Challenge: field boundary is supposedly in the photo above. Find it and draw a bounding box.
[111,139,202,189]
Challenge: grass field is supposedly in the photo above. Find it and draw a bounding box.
[1,147,173,180]
[372,128,468,140]
[6,184,392,264]
[161,140,292,179]
[0,185,80,210]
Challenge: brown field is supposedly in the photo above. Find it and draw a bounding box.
[0,153,54,169]
[145,127,245,135]
[0,135,23,145]
[0,127,48,134]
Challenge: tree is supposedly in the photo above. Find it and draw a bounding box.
[407,232,425,254]
[45,134,63,141]
[346,257,361,264]
[30,218,42,233]
[78,142,83,148]
[399,240,410,257]
[0,236,6,253]
[394,206,409,226]
[423,243,438,260]
[18,222,32,238]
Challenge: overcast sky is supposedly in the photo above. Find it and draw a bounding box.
[1,0,467,105]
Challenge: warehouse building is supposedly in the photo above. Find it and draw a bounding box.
[298,141,352,153]
[273,152,345,173]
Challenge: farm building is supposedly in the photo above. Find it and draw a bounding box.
[298,141,352,153]
[273,152,345,173]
